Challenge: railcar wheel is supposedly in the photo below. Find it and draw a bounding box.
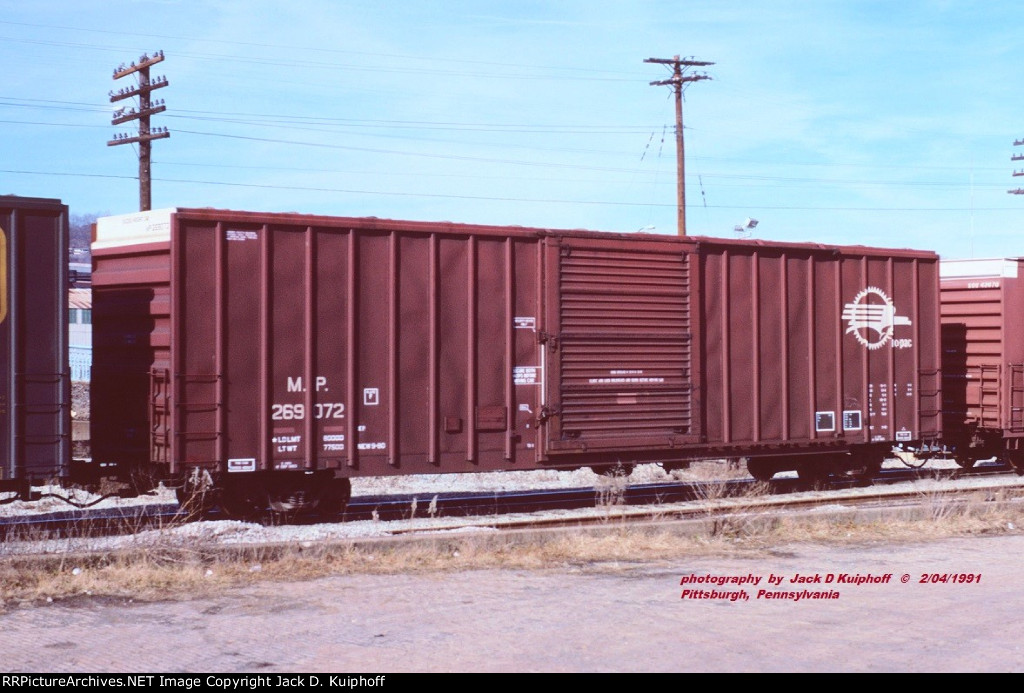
[746,459,777,482]
[267,489,315,515]
[265,473,331,516]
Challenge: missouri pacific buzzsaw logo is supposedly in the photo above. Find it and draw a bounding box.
[842,287,912,350]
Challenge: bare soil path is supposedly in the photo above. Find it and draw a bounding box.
[3,533,1023,673]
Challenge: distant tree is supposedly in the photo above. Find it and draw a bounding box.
[69,213,106,256]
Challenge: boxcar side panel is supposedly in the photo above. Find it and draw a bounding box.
[940,259,1024,437]
[164,211,548,478]
[698,241,940,451]
[0,196,70,485]
[91,211,173,472]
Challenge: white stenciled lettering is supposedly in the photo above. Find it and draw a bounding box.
[314,402,345,419]
[271,403,305,420]
[271,403,345,421]
[286,375,331,393]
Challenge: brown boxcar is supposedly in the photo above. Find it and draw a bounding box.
[92,209,941,513]
[0,195,70,498]
[940,258,1024,468]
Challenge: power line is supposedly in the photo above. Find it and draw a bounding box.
[0,30,643,83]
[0,18,645,78]
[0,113,1009,185]
[0,95,657,132]
[2,168,1016,212]
[171,128,658,173]
[0,98,1010,174]
[150,159,1006,190]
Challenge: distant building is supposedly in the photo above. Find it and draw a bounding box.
[69,260,91,288]
[69,288,91,382]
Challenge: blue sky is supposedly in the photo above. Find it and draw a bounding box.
[1,0,1022,258]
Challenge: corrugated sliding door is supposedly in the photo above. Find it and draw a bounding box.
[547,236,697,453]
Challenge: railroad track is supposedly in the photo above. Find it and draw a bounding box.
[380,465,1024,536]
[1,460,1020,544]
[338,460,1015,521]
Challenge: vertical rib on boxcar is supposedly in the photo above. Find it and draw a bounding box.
[0,196,70,500]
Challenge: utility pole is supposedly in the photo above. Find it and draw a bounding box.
[645,55,713,236]
[1010,138,1024,196]
[108,51,170,211]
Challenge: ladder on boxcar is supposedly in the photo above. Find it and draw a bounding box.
[1009,364,1024,433]
[975,364,1001,430]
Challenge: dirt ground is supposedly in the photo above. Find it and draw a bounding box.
[3,533,1023,673]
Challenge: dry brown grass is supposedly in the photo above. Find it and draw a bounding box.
[2,489,1023,611]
